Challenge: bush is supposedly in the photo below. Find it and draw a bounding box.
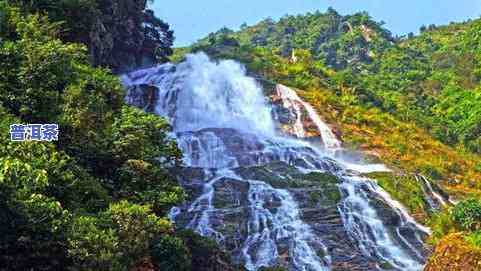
[452,199,481,231]
[68,201,171,271]
[428,210,456,244]
[68,216,121,271]
[150,235,191,271]
[466,231,481,247]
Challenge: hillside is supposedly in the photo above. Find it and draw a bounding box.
[188,9,481,155]
[176,8,481,270]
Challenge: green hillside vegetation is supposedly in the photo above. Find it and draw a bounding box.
[188,8,481,156]
[176,8,481,262]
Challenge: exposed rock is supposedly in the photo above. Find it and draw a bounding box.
[271,93,322,139]
[125,84,159,112]
[360,25,375,42]
[72,0,173,72]
[124,59,429,270]
[174,160,390,270]
[271,84,342,150]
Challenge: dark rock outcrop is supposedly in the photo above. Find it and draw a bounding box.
[125,84,159,112]
[87,0,173,72]
[174,159,383,270]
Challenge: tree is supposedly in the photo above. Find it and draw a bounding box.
[8,0,175,71]
[68,201,172,271]
[144,9,175,63]
[111,106,184,214]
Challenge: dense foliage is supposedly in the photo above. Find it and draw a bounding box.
[7,0,174,71]
[0,2,237,270]
[193,8,394,70]
[2,1,481,269]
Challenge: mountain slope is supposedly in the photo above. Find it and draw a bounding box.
[192,8,393,70]
[175,8,481,270]
[185,9,481,157]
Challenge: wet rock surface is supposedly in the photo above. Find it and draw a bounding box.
[173,158,419,270]
[125,84,159,112]
[124,55,430,271]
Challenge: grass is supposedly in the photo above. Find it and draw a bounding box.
[466,231,481,247]
[300,89,481,200]
[367,172,429,222]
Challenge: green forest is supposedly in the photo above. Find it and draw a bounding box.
[1,1,481,271]
[0,1,238,270]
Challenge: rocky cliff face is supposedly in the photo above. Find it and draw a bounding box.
[88,0,172,72]
[123,54,431,271]
[271,84,343,149]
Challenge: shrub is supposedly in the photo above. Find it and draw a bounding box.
[150,235,191,271]
[466,231,481,247]
[451,199,481,231]
[68,201,171,271]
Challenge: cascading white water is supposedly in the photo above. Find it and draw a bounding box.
[177,130,238,168]
[338,175,429,271]
[276,84,342,150]
[275,85,307,138]
[123,52,429,271]
[274,86,429,270]
[123,53,276,136]
[242,178,330,271]
[124,53,330,270]
[415,175,449,210]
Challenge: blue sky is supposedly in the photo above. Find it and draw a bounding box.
[150,0,481,47]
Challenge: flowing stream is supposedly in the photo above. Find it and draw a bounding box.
[122,53,430,271]
[414,174,452,210]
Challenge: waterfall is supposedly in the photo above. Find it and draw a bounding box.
[123,52,429,271]
[275,84,342,150]
[123,53,275,136]
[415,175,451,210]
